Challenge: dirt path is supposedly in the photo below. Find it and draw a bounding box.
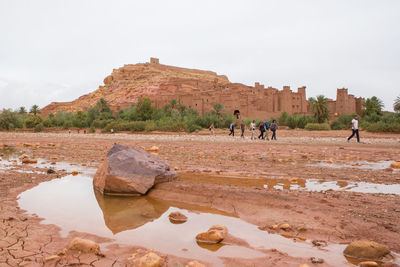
[0,130,399,266]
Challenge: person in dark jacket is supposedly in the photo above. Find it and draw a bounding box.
[240,120,245,138]
[258,122,265,139]
[270,120,278,140]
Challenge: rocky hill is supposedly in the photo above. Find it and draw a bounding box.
[41,59,230,115]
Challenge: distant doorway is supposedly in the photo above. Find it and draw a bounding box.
[234,110,240,119]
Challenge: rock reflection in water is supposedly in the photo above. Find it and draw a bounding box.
[94,190,169,234]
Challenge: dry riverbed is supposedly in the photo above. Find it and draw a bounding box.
[0,130,399,266]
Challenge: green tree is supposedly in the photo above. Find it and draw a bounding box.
[87,98,114,125]
[308,95,330,123]
[212,103,224,119]
[135,97,155,121]
[362,96,384,116]
[394,96,400,113]
[18,107,27,114]
[30,105,40,115]
[0,109,18,130]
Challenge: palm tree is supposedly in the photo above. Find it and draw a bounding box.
[394,96,400,113]
[18,106,26,114]
[363,96,384,116]
[30,105,40,115]
[308,95,329,123]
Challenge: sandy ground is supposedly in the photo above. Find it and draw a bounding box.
[0,129,399,266]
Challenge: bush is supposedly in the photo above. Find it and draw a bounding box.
[89,125,96,133]
[362,122,400,133]
[34,123,44,132]
[0,109,19,130]
[304,123,331,131]
[278,112,289,126]
[330,114,355,130]
[25,115,43,128]
[144,120,156,132]
[187,123,202,133]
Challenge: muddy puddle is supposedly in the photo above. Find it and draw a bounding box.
[0,148,96,175]
[17,174,360,266]
[180,173,400,195]
[309,160,399,172]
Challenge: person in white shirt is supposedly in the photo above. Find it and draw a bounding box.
[250,120,256,140]
[347,115,360,142]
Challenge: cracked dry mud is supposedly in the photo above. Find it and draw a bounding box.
[0,129,399,266]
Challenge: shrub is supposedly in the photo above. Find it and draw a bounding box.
[144,120,156,132]
[330,114,355,130]
[0,109,19,130]
[129,121,146,132]
[24,115,43,128]
[187,123,202,133]
[362,122,400,133]
[304,123,330,131]
[278,112,289,126]
[34,123,44,132]
[89,125,96,133]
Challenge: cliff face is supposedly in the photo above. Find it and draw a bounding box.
[41,62,230,115]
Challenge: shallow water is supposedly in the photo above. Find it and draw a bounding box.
[180,173,400,195]
[310,160,399,171]
[17,174,357,266]
[271,179,400,195]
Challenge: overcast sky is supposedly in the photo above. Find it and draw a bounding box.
[1,0,399,111]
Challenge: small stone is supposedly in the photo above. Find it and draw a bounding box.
[147,146,159,152]
[71,171,79,176]
[47,169,56,174]
[67,237,100,254]
[344,240,390,260]
[290,177,297,182]
[168,211,188,224]
[57,248,68,256]
[359,261,378,267]
[270,224,279,229]
[390,161,400,169]
[138,252,164,267]
[311,257,324,263]
[279,223,291,230]
[312,240,327,247]
[44,255,60,261]
[185,261,206,267]
[196,225,228,244]
[22,158,37,164]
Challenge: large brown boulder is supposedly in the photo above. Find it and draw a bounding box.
[343,240,390,260]
[93,144,178,196]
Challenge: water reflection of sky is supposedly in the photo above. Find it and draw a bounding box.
[270,179,400,195]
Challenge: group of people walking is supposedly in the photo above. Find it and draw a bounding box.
[226,119,278,140]
[211,115,361,143]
